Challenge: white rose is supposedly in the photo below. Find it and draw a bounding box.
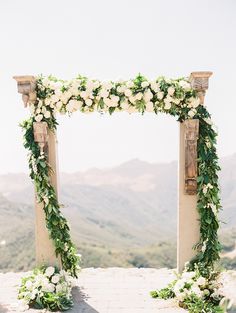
[150,81,159,92]
[129,96,136,104]
[157,91,164,100]
[135,92,143,101]
[45,266,55,277]
[182,271,195,280]
[126,81,134,88]
[146,102,154,112]
[51,94,60,104]
[191,286,202,298]
[188,109,196,118]
[80,91,89,100]
[56,284,63,293]
[42,283,55,293]
[141,81,149,88]
[36,108,41,114]
[85,99,93,107]
[179,80,191,90]
[127,106,137,114]
[176,291,186,302]
[44,111,51,118]
[173,98,181,105]
[196,277,206,286]
[56,101,63,111]
[104,98,112,107]
[164,101,171,110]
[117,85,126,93]
[143,89,153,102]
[25,280,33,289]
[121,101,129,110]
[203,185,208,195]
[51,275,60,284]
[100,89,109,98]
[35,114,43,122]
[168,86,175,96]
[124,89,132,97]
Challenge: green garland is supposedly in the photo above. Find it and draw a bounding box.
[21,74,221,279]
[21,119,80,277]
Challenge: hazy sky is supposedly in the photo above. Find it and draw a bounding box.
[0,0,235,173]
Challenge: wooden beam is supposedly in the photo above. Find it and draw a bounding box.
[13,75,36,107]
[184,119,199,195]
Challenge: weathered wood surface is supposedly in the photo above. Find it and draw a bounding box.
[184,119,199,195]
[13,75,36,107]
[33,122,48,152]
[189,71,212,104]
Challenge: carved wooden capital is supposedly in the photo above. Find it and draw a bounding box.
[184,119,199,195]
[33,122,48,152]
[13,75,36,107]
[189,72,212,104]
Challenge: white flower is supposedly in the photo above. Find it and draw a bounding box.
[35,114,43,122]
[129,96,136,104]
[191,285,202,298]
[120,100,129,110]
[143,89,153,102]
[196,277,206,286]
[157,91,164,100]
[209,203,217,215]
[42,283,55,293]
[150,81,159,92]
[174,279,186,293]
[103,82,113,90]
[44,111,51,118]
[56,283,63,293]
[45,266,55,277]
[25,280,33,289]
[135,92,143,100]
[175,291,186,302]
[126,80,134,88]
[173,98,181,105]
[179,80,191,90]
[85,99,93,107]
[117,85,126,93]
[51,274,60,284]
[66,100,82,112]
[141,81,149,88]
[127,106,137,114]
[168,86,175,96]
[182,271,195,280]
[100,89,109,98]
[124,89,132,97]
[146,102,154,112]
[188,109,196,118]
[164,101,171,110]
[56,101,63,111]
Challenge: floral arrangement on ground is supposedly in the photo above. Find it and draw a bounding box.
[18,266,77,311]
[20,73,225,311]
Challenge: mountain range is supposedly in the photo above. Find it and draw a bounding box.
[0,153,236,271]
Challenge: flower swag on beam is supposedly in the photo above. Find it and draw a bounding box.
[17,73,227,312]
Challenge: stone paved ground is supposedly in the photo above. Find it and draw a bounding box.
[0,268,236,313]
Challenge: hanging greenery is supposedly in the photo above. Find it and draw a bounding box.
[20,73,223,311]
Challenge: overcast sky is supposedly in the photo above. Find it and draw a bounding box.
[0,0,235,173]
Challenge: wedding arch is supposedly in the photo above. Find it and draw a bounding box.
[14,71,221,278]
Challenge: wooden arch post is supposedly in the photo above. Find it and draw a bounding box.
[13,76,60,267]
[177,71,212,271]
